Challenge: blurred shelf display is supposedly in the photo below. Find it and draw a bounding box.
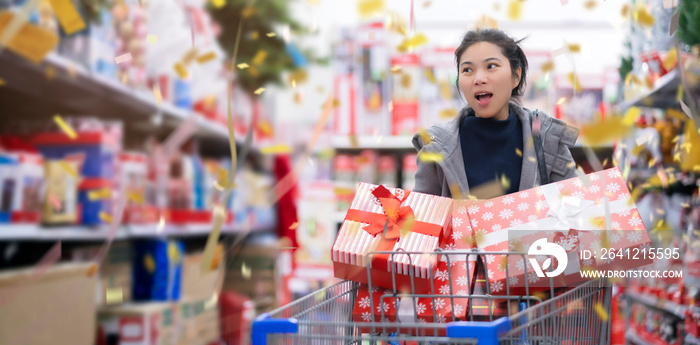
[626,330,651,345]
[687,334,700,345]
[626,292,689,319]
[618,69,680,110]
[0,223,269,241]
[331,135,414,150]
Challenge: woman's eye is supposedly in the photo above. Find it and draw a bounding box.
[462,68,471,73]
[488,64,498,69]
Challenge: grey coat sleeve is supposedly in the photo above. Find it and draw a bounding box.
[549,122,580,182]
[411,133,443,196]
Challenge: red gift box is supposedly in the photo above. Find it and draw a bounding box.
[462,168,652,294]
[333,183,453,293]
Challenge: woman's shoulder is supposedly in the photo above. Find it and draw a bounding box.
[517,105,580,147]
[411,116,461,151]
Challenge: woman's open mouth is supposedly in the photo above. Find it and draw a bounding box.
[475,92,493,106]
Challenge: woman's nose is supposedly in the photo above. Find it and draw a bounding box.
[473,72,486,85]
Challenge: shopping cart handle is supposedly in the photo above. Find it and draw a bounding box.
[251,313,299,345]
[446,317,512,345]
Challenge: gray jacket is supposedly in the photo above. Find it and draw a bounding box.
[412,101,580,197]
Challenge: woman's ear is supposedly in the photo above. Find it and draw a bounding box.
[512,67,522,89]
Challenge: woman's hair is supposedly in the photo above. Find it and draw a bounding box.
[454,28,529,99]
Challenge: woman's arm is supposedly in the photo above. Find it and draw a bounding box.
[411,132,444,196]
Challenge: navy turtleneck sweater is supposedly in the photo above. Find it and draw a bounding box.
[459,108,523,194]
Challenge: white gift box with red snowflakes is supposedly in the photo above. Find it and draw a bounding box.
[462,168,652,294]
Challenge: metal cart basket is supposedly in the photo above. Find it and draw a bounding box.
[252,250,612,345]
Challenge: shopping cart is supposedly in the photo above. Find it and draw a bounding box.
[252,250,612,345]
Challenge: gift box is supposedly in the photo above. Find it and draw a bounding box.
[332,183,453,293]
[464,168,652,294]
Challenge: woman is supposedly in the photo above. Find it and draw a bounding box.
[413,28,580,198]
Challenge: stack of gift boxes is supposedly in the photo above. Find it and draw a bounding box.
[332,168,656,332]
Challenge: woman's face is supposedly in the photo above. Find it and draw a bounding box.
[458,42,521,121]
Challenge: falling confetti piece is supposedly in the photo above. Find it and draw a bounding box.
[100,212,113,224]
[583,0,596,10]
[425,69,436,84]
[0,11,59,64]
[153,85,162,105]
[114,52,132,64]
[397,33,429,53]
[515,148,522,157]
[500,174,510,190]
[670,10,679,37]
[48,0,86,34]
[88,188,111,201]
[168,241,180,263]
[241,262,251,279]
[541,60,554,72]
[576,167,591,187]
[622,107,641,126]
[211,0,225,8]
[633,5,655,27]
[196,51,217,64]
[86,263,98,277]
[237,63,249,69]
[289,222,298,229]
[357,0,385,18]
[105,288,123,304]
[254,87,265,95]
[390,65,402,74]
[621,4,629,17]
[567,43,581,53]
[581,116,632,146]
[422,0,431,7]
[252,50,268,65]
[241,6,256,18]
[146,34,158,44]
[0,78,5,86]
[557,97,567,105]
[266,32,276,37]
[53,115,77,139]
[418,151,443,162]
[59,160,78,178]
[475,14,498,29]
[439,108,458,119]
[201,206,226,274]
[261,144,292,155]
[506,0,523,20]
[568,72,582,93]
[144,254,155,273]
[127,191,144,204]
[552,46,569,57]
[174,62,188,79]
[45,65,56,80]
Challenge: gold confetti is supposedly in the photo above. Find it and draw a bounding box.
[349,134,359,147]
[237,63,249,69]
[418,152,444,162]
[0,78,5,86]
[115,52,132,64]
[127,191,144,204]
[241,6,256,18]
[88,188,111,201]
[390,65,402,74]
[583,0,596,10]
[261,144,292,155]
[397,33,429,53]
[86,263,99,277]
[241,262,251,279]
[153,85,162,105]
[500,174,510,190]
[621,4,629,17]
[168,241,180,263]
[196,51,217,64]
[45,65,56,80]
[633,5,655,27]
[357,0,385,18]
[201,207,226,274]
[332,98,341,108]
[663,48,677,72]
[541,60,554,73]
[211,0,225,8]
[99,212,113,224]
[252,49,268,65]
[144,254,155,273]
[59,160,78,178]
[105,288,123,304]
[266,32,276,37]
[568,72,582,93]
[254,87,265,95]
[289,222,298,229]
[622,107,641,126]
[53,115,77,139]
[174,62,188,79]
[581,116,632,146]
[0,12,59,64]
[506,0,523,20]
[422,0,431,7]
[48,0,86,34]
[567,43,581,53]
[475,14,498,29]
[515,148,522,157]
[399,214,416,238]
[439,108,458,119]
[425,69,437,84]
[147,34,158,44]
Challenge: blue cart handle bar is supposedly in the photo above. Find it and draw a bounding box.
[251,313,512,345]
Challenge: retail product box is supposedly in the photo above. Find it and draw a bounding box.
[377,155,398,187]
[181,245,224,301]
[0,153,18,222]
[77,178,113,226]
[223,242,280,314]
[42,158,80,225]
[391,54,420,136]
[71,242,133,305]
[0,152,43,223]
[401,153,417,190]
[98,301,179,345]
[220,292,255,345]
[333,183,453,293]
[132,239,184,301]
[56,8,118,80]
[0,263,97,345]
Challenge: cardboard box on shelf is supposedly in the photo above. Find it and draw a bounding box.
[71,242,133,305]
[220,292,255,345]
[223,242,281,314]
[181,245,225,301]
[0,263,97,345]
[98,301,179,345]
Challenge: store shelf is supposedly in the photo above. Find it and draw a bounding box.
[626,292,688,319]
[0,51,231,144]
[0,223,264,241]
[626,330,651,345]
[331,135,414,150]
[618,69,680,110]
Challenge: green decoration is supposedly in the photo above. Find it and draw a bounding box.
[678,0,700,47]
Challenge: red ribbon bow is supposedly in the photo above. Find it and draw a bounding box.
[362,185,416,239]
